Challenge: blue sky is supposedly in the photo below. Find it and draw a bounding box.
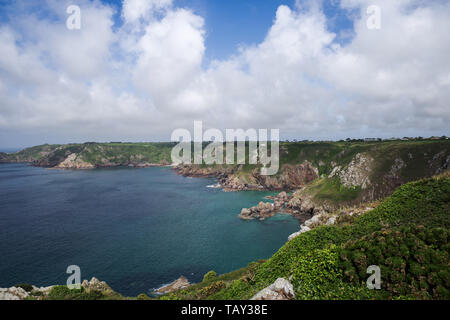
[100,0,355,61]
[0,0,355,62]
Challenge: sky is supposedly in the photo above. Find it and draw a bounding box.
[0,0,449,148]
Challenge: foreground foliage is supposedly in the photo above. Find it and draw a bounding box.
[162,175,449,300]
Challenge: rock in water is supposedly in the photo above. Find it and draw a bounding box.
[251,278,295,300]
[156,276,190,294]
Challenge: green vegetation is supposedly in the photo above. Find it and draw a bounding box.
[2,139,448,300]
[203,270,217,282]
[279,139,449,176]
[305,177,362,204]
[160,174,449,300]
[44,285,122,300]
[79,142,174,165]
[46,286,103,300]
[0,142,175,166]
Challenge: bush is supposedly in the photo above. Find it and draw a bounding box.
[46,286,104,300]
[203,270,217,282]
[137,293,151,300]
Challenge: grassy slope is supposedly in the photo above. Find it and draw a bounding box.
[0,142,175,166]
[160,173,449,300]
[0,144,61,162]
[79,143,174,165]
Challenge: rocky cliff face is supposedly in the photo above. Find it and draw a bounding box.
[54,153,95,169]
[155,276,190,294]
[251,162,319,190]
[175,161,319,192]
[328,153,373,189]
[236,148,449,225]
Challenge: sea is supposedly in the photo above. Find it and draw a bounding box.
[0,162,299,296]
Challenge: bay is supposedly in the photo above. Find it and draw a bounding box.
[0,163,299,296]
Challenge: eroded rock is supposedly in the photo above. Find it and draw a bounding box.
[155,276,190,294]
[329,153,373,189]
[251,278,295,300]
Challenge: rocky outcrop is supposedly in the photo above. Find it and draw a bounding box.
[287,202,378,241]
[81,277,113,293]
[432,152,450,174]
[0,285,54,300]
[55,153,95,169]
[238,192,291,220]
[0,277,119,300]
[251,278,295,300]
[286,189,322,216]
[329,153,373,189]
[174,161,319,192]
[173,164,235,178]
[0,287,30,300]
[239,201,274,220]
[265,191,291,208]
[155,276,190,294]
[287,226,311,241]
[252,162,319,190]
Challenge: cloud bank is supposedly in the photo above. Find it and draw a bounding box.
[0,0,449,146]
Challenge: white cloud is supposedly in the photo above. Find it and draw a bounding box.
[0,0,449,147]
[122,0,172,24]
[133,8,205,104]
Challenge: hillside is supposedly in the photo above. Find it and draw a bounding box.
[157,173,450,300]
[0,142,174,168]
[1,151,448,300]
[1,139,449,209]
[179,139,450,211]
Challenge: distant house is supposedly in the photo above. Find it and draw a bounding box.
[364,138,378,142]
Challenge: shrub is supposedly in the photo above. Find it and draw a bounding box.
[137,293,151,300]
[203,270,217,282]
[46,286,104,300]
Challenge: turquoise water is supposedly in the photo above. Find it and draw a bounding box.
[0,163,299,296]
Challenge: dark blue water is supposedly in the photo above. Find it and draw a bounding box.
[0,163,299,296]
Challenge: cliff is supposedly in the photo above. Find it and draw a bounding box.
[158,173,450,300]
[0,142,174,168]
[2,139,449,211]
[175,140,449,217]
